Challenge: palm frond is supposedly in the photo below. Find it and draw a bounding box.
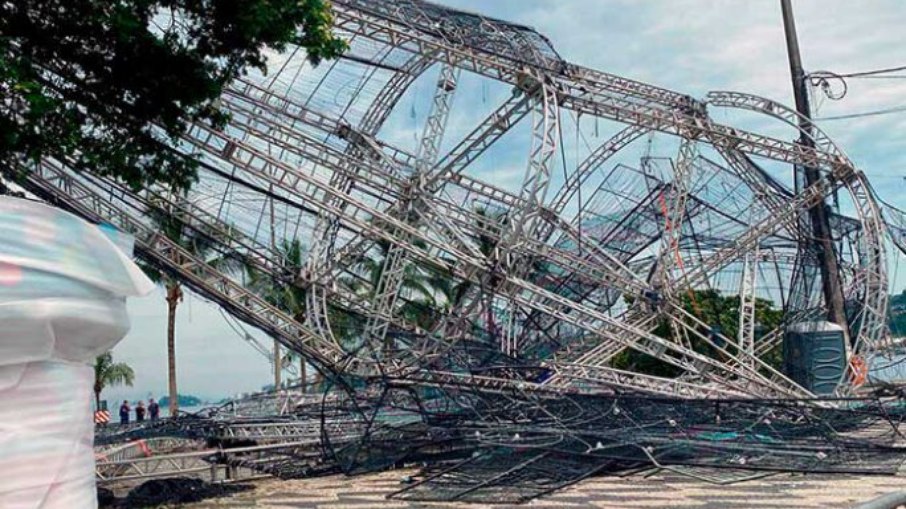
[94,351,135,393]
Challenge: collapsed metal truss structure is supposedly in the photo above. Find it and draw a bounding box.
[93,387,906,502]
[6,0,906,501]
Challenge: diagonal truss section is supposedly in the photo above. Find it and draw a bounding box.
[362,64,462,355]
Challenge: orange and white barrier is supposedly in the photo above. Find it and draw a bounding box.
[94,410,111,425]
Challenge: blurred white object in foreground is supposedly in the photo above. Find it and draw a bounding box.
[0,197,153,509]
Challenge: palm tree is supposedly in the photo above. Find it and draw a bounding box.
[246,238,314,391]
[341,208,510,358]
[137,265,184,418]
[269,239,310,391]
[341,238,455,358]
[462,206,509,340]
[93,352,135,410]
[245,233,456,386]
[142,197,241,416]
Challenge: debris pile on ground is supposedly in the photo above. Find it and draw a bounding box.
[98,478,252,508]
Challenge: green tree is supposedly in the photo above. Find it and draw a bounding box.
[1,0,346,191]
[245,238,311,390]
[141,197,242,416]
[448,206,509,338]
[890,290,906,336]
[349,245,442,328]
[244,233,468,381]
[245,237,364,391]
[411,205,512,349]
[93,351,135,410]
[612,289,785,377]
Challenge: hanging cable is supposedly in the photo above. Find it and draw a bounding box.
[814,104,906,121]
[809,64,906,101]
[825,64,906,78]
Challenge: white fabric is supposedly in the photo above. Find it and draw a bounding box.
[0,197,153,509]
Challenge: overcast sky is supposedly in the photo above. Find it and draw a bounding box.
[105,0,906,405]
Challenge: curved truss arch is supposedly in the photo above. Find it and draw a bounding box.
[706,91,888,388]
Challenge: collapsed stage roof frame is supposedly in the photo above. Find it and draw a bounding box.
[8,0,899,400]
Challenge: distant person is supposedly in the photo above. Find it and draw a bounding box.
[148,398,160,421]
[135,401,146,422]
[119,400,130,425]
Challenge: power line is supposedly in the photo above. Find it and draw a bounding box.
[811,64,906,80]
[807,65,906,102]
[815,104,906,121]
[846,75,906,80]
[836,64,906,78]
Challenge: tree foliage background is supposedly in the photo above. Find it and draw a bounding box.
[0,0,346,191]
[612,289,785,377]
[93,351,135,409]
[891,290,906,337]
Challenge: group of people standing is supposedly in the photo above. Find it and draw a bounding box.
[118,398,160,424]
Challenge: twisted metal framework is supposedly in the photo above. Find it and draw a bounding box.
[6,0,906,501]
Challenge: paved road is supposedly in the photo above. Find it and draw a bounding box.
[184,469,905,509]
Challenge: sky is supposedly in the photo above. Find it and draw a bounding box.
[105,0,906,405]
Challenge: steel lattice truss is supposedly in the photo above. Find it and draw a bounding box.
[7,0,906,501]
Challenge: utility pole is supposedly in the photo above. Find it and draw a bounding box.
[780,0,850,342]
[269,187,282,392]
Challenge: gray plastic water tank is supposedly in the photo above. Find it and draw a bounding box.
[783,321,846,396]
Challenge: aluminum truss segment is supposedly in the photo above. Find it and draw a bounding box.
[361,63,462,354]
[331,1,851,172]
[15,159,346,370]
[738,245,759,368]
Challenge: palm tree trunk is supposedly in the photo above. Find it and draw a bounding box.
[166,281,181,418]
[486,293,497,344]
[95,390,101,411]
[273,340,281,391]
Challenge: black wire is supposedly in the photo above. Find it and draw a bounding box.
[815,104,906,121]
[833,64,906,78]
[808,65,906,104]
